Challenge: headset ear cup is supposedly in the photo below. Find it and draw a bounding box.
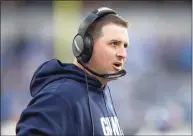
[84,34,93,48]
[72,35,84,57]
[83,34,94,62]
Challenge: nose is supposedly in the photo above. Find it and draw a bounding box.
[116,46,127,60]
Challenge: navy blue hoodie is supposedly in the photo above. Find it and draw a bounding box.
[16,59,124,136]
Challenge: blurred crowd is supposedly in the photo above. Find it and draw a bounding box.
[1,1,191,135]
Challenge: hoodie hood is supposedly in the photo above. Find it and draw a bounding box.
[30,59,102,97]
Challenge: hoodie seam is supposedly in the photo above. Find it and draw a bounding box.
[49,86,80,136]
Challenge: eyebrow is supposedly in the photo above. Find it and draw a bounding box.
[110,39,128,46]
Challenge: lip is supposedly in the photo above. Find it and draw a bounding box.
[113,65,122,71]
[113,62,122,71]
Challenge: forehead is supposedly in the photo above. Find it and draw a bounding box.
[100,23,129,42]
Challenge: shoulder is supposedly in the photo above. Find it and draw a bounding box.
[41,78,87,104]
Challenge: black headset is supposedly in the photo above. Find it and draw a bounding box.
[72,7,126,79]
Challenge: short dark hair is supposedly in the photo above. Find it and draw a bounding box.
[87,14,128,40]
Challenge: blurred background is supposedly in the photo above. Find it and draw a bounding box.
[1,1,192,135]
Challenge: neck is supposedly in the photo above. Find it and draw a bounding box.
[73,59,108,87]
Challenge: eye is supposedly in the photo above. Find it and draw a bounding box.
[124,43,128,48]
[110,41,118,47]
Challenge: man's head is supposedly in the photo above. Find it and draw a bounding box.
[86,14,129,77]
[73,7,129,84]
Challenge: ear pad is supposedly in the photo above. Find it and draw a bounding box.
[72,34,84,57]
[81,34,94,63]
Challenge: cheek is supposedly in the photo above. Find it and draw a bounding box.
[97,49,114,69]
[91,42,115,67]
[92,48,106,63]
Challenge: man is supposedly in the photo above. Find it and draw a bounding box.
[16,7,129,136]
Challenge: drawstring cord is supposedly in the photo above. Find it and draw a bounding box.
[84,69,95,136]
[107,86,119,118]
[102,89,114,134]
[107,86,124,135]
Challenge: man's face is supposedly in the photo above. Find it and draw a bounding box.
[88,23,129,75]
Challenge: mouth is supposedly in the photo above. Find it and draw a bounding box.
[113,62,122,71]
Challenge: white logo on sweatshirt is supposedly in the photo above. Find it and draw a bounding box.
[100,117,124,135]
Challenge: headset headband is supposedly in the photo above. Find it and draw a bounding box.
[78,7,117,38]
